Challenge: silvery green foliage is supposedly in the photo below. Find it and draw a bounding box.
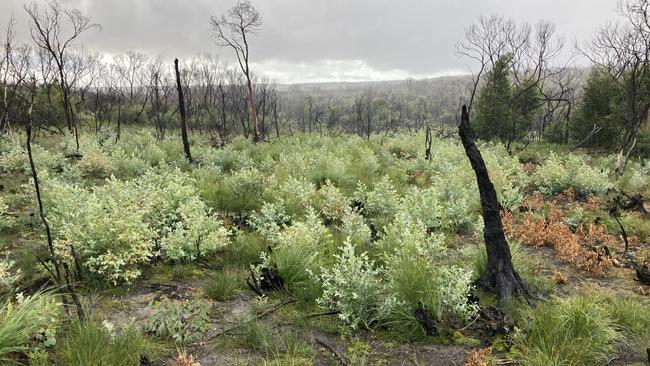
[400,184,476,232]
[160,197,231,262]
[436,266,478,320]
[352,176,401,233]
[248,201,290,238]
[269,207,331,249]
[0,196,16,232]
[380,217,477,334]
[45,177,153,285]
[377,213,447,260]
[0,139,65,174]
[316,239,383,329]
[531,152,612,195]
[0,257,21,290]
[314,180,350,222]
[42,166,230,284]
[107,146,149,178]
[339,208,372,246]
[274,177,317,218]
[400,186,444,231]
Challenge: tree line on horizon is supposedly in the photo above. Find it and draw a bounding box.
[0,0,649,168]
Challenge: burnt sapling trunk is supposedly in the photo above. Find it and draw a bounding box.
[458,105,528,301]
[26,93,85,321]
[174,58,193,163]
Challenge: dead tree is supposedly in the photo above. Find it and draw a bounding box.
[458,105,528,301]
[25,81,84,321]
[174,58,193,163]
[25,0,99,149]
[210,0,262,142]
[581,0,650,175]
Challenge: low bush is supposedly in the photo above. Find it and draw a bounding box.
[145,298,211,344]
[530,152,612,195]
[316,239,383,329]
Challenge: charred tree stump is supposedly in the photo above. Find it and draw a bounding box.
[414,302,437,336]
[424,126,432,160]
[458,105,528,301]
[174,58,193,163]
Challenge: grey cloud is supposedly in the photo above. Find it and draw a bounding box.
[0,0,617,82]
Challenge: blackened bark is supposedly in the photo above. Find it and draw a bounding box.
[458,105,528,301]
[424,126,432,160]
[174,58,193,163]
[27,96,84,321]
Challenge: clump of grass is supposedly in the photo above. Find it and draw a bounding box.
[514,295,624,366]
[222,232,267,267]
[601,295,650,354]
[204,269,242,301]
[346,339,372,366]
[241,319,276,355]
[57,320,154,366]
[0,292,55,364]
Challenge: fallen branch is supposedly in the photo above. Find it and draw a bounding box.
[305,310,340,319]
[194,298,297,346]
[569,124,602,152]
[315,337,349,366]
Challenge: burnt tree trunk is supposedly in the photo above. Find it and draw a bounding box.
[27,93,84,321]
[458,105,528,301]
[174,58,193,163]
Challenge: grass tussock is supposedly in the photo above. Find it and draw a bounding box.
[512,293,650,366]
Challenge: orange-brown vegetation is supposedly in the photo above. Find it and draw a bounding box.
[464,347,493,366]
[175,352,201,366]
[552,270,567,284]
[503,195,617,277]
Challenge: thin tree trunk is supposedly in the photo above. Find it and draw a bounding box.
[175,58,193,163]
[26,93,84,321]
[246,77,260,142]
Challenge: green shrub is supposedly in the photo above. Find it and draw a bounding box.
[260,208,330,299]
[316,239,383,329]
[44,177,154,284]
[353,177,401,233]
[313,180,350,222]
[207,167,266,214]
[145,298,211,344]
[381,219,476,338]
[0,140,64,174]
[248,201,290,238]
[338,208,372,247]
[159,197,231,262]
[42,167,230,284]
[530,152,612,195]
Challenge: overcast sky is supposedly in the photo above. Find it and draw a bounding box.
[1,0,617,84]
